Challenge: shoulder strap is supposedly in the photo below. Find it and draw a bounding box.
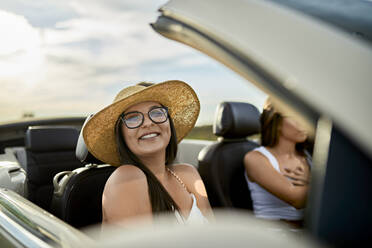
[254,147,280,172]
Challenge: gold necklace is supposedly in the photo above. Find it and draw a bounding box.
[166,167,188,192]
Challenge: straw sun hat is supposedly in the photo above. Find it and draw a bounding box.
[83,80,200,166]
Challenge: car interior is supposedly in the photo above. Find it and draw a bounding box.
[1,1,371,247]
[1,98,371,247]
[23,126,84,210]
[50,115,116,229]
[198,101,261,210]
[0,100,263,230]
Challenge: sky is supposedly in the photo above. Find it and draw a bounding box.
[0,0,267,126]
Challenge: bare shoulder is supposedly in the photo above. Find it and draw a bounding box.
[105,165,147,190]
[103,165,149,210]
[170,163,200,179]
[244,150,269,169]
[102,165,152,224]
[244,150,273,183]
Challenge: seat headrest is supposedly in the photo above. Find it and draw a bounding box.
[75,114,103,165]
[213,102,260,139]
[26,126,79,152]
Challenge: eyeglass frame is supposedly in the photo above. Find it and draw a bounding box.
[120,106,169,129]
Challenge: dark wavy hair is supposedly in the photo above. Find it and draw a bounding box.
[114,107,179,214]
[260,103,311,155]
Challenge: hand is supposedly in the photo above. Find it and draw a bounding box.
[283,166,310,186]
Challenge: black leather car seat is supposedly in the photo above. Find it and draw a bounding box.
[24,126,83,211]
[198,102,261,210]
[51,115,115,229]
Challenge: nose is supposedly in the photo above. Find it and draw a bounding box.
[141,113,153,127]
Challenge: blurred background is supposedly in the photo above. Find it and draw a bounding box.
[0,0,267,138]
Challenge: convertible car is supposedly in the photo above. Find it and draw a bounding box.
[0,0,371,247]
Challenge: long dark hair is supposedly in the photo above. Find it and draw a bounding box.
[260,106,282,148]
[260,104,312,155]
[114,113,179,214]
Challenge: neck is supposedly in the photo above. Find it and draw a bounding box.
[138,152,167,180]
[271,136,297,156]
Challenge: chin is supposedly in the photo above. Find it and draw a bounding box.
[296,136,307,143]
[137,143,168,156]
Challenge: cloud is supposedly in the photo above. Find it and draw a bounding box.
[69,0,167,16]
[38,0,201,74]
[0,0,78,28]
[43,6,198,66]
[0,0,267,125]
[0,10,44,85]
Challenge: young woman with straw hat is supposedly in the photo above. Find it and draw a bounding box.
[83,80,213,226]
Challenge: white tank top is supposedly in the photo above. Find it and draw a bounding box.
[175,193,209,224]
[167,168,208,224]
[245,146,304,220]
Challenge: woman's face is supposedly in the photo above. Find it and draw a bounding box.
[121,101,171,158]
[280,116,307,143]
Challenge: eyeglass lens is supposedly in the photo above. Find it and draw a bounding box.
[123,107,168,128]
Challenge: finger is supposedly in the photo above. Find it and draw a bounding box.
[283,170,296,176]
[285,174,301,180]
[286,175,308,184]
[284,174,294,180]
[293,170,304,176]
[291,180,305,185]
[296,179,309,185]
[285,175,302,181]
[295,166,304,172]
[283,173,296,179]
[291,179,308,185]
[292,182,307,186]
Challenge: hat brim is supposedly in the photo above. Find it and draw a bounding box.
[83,80,200,166]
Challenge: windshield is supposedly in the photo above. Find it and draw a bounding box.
[0,0,266,126]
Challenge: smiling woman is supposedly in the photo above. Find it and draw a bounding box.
[82,80,213,226]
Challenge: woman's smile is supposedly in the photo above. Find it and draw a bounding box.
[139,132,160,140]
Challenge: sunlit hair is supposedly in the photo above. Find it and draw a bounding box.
[260,100,310,155]
[260,102,282,147]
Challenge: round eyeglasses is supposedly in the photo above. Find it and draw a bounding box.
[120,106,169,129]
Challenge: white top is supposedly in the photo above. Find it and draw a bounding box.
[166,167,208,224]
[245,146,304,220]
[175,193,209,224]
